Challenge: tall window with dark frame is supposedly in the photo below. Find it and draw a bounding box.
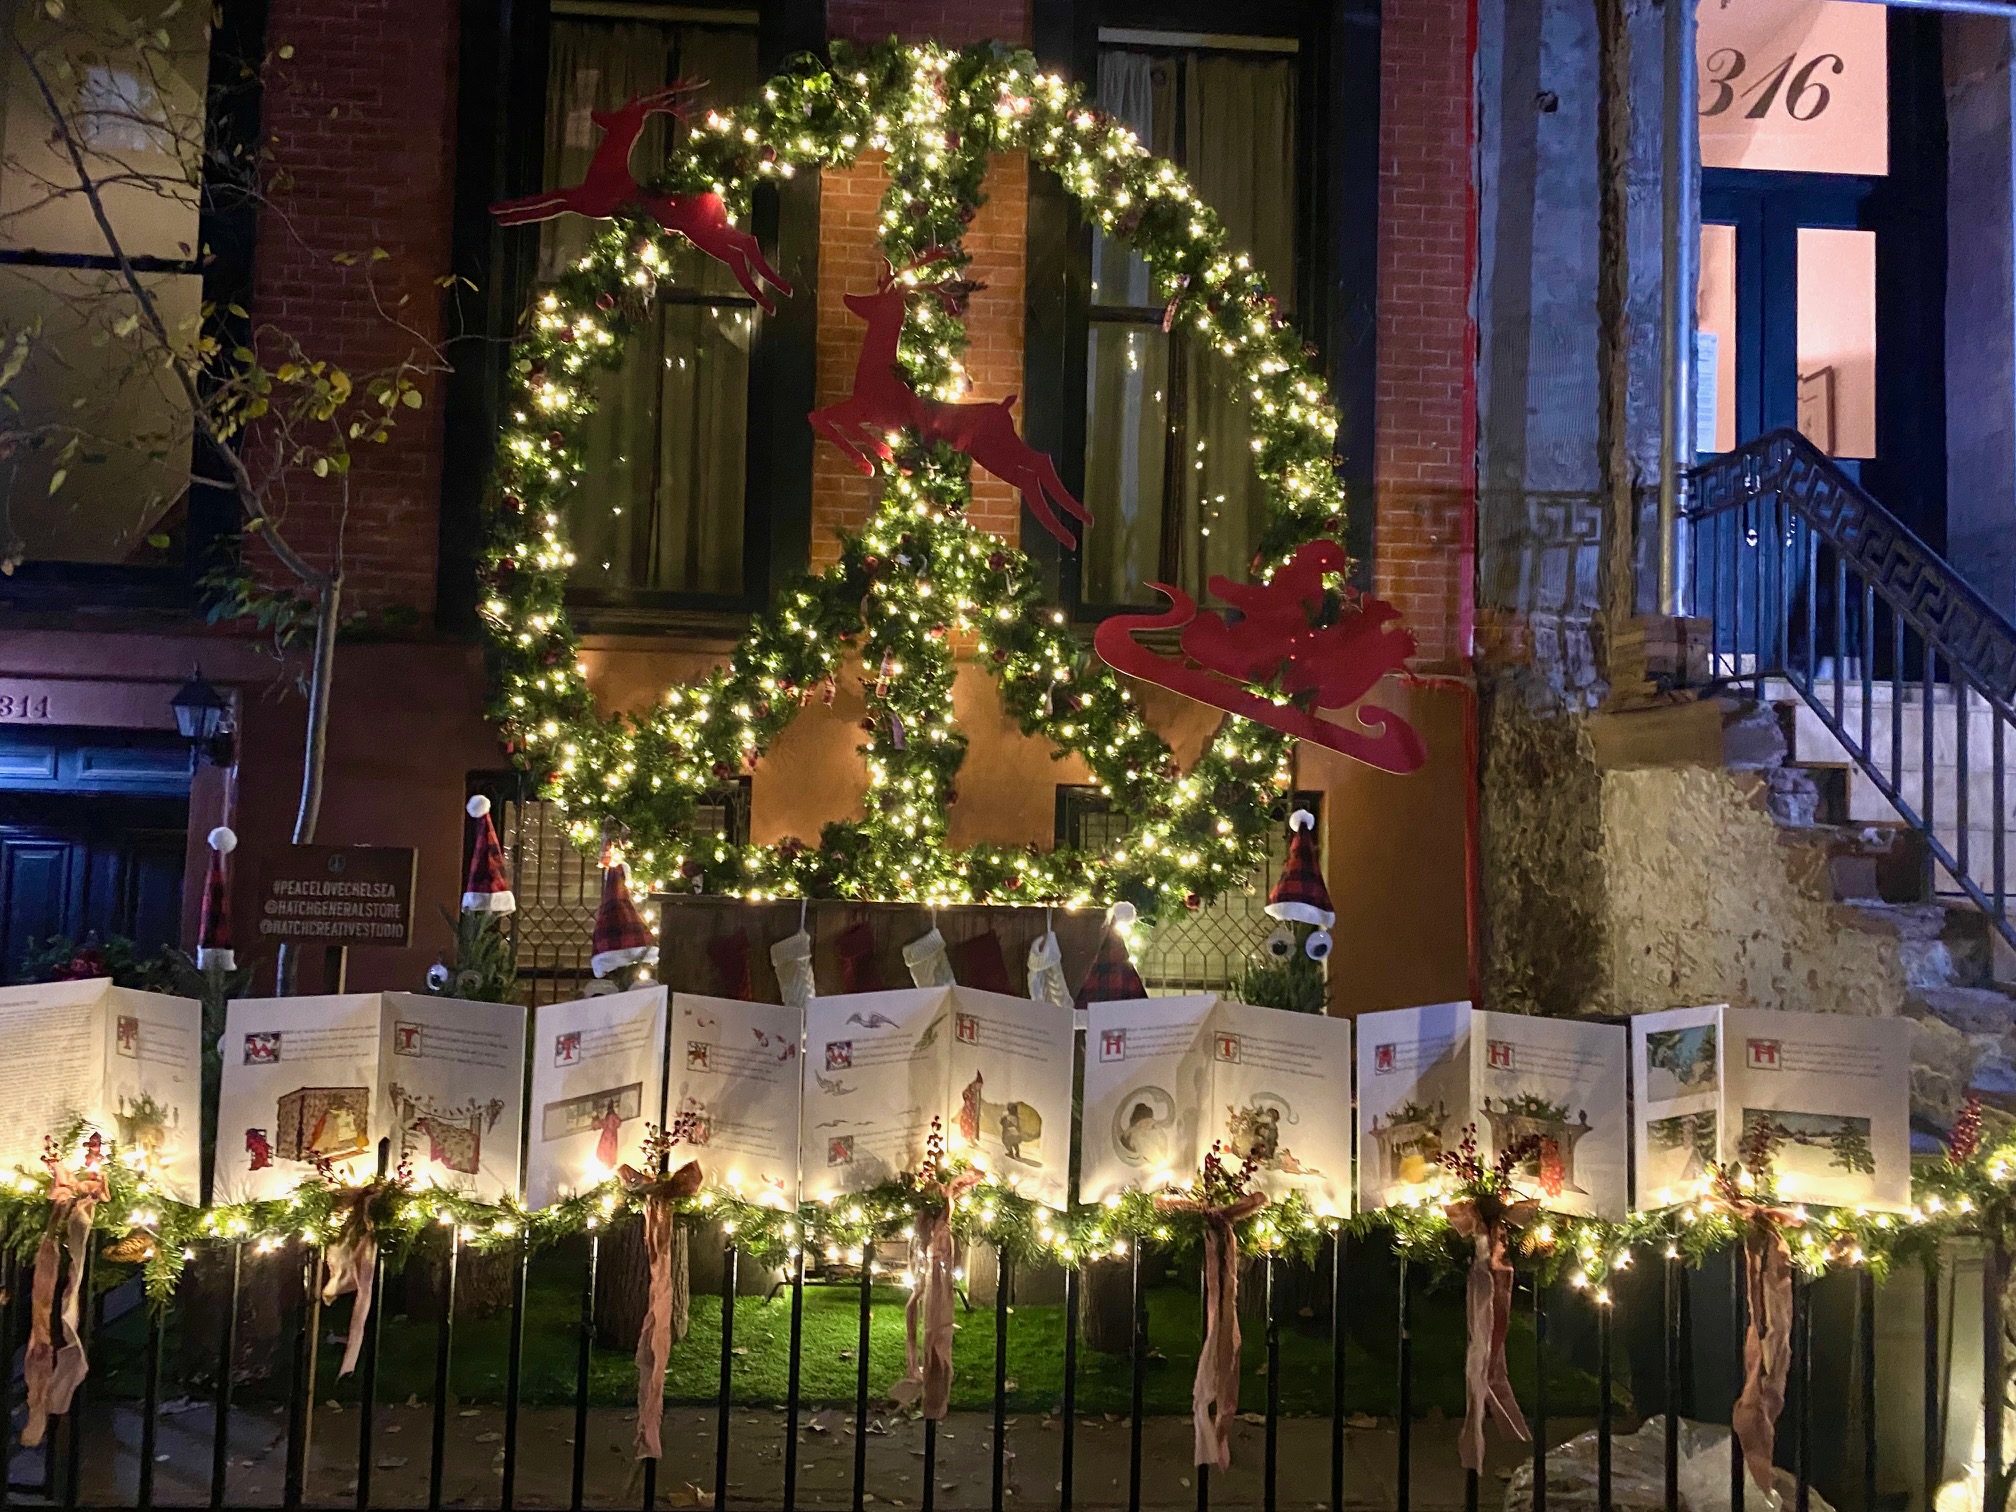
[538,5,760,606]
[0,1,225,574]
[1081,34,1300,609]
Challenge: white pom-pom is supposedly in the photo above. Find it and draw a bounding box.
[1108,900,1138,926]
[1288,809,1316,832]
[466,794,492,819]
[208,826,237,854]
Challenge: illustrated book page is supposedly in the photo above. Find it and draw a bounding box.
[1356,1001,1474,1210]
[1079,995,1219,1204]
[1471,1009,1628,1220]
[941,985,1075,1210]
[1205,999,1354,1216]
[800,988,950,1198]
[670,993,803,1210]
[99,986,204,1203]
[526,987,667,1210]
[378,992,526,1203]
[1630,1004,1726,1208]
[216,994,383,1202]
[1723,1007,1911,1210]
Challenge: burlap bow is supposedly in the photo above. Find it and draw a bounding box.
[1445,1194,1539,1473]
[20,1156,108,1448]
[321,1176,404,1379]
[1727,1197,1802,1494]
[1155,1190,1268,1469]
[619,1158,704,1459]
[890,1169,983,1419]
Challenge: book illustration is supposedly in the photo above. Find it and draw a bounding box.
[1224,1093,1321,1177]
[688,1041,712,1070]
[540,1083,644,1171]
[1644,1110,1719,1192]
[673,1094,714,1145]
[815,1071,853,1096]
[846,1011,899,1029]
[824,1041,853,1071]
[275,1086,370,1162]
[1480,1093,1594,1199]
[116,1015,140,1058]
[553,1031,583,1067]
[916,1014,946,1051]
[245,1127,273,1170]
[389,1083,507,1178]
[244,1032,282,1065]
[1644,1025,1717,1099]
[113,1092,183,1169]
[1112,1085,1177,1169]
[392,1022,425,1057]
[957,1070,1044,1167]
[1367,1099,1450,1187]
[1742,1108,1875,1181]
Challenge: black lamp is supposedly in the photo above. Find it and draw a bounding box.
[170,668,235,767]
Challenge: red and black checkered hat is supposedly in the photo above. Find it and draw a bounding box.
[1266,809,1334,929]
[197,826,236,972]
[1075,902,1147,1008]
[462,795,516,914]
[590,856,658,979]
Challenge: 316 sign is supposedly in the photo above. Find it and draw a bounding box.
[1701,49,1844,123]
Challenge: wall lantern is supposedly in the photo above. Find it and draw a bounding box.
[170,668,235,767]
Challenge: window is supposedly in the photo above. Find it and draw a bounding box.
[1056,786,1320,994]
[1079,32,1301,609]
[1698,0,1887,177]
[538,7,762,605]
[0,0,221,571]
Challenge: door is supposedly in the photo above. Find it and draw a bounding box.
[0,795,190,977]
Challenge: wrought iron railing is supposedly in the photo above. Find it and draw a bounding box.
[1688,429,2016,953]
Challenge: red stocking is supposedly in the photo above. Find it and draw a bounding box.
[707,930,753,1001]
[836,921,886,993]
[950,931,1012,994]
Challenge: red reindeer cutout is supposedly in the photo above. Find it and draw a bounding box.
[489,86,792,314]
[808,254,1091,548]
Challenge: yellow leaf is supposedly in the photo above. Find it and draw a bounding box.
[401,388,423,408]
[48,468,66,494]
[277,42,294,58]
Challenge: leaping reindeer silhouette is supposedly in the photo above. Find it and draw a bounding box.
[808,254,1091,548]
[489,86,792,314]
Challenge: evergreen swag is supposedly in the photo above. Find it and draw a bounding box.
[482,39,1361,914]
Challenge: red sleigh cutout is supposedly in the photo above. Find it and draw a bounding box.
[1093,540,1427,774]
[809,254,1091,548]
[489,86,792,313]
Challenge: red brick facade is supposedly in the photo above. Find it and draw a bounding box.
[246,0,461,615]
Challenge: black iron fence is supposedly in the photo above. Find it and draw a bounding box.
[0,1216,1992,1511]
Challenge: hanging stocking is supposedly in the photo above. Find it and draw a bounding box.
[771,929,817,1007]
[950,930,1012,994]
[904,926,955,987]
[707,930,753,1001]
[836,921,886,993]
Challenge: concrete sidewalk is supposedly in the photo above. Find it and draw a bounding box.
[24,1399,1601,1510]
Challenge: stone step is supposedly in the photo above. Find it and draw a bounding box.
[1785,694,2007,774]
[1845,765,2016,831]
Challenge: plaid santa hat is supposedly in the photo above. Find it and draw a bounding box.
[590,855,658,979]
[197,826,236,972]
[462,795,515,914]
[1075,901,1147,1007]
[1266,810,1334,929]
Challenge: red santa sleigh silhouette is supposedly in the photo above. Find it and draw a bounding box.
[489,86,792,314]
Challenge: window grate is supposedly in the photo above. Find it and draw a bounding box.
[1055,786,1320,995]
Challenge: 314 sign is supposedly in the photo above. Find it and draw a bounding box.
[255,845,418,950]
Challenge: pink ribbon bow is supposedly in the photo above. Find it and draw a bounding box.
[1445,1195,1539,1473]
[20,1157,108,1448]
[321,1175,406,1380]
[891,1169,983,1420]
[1155,1189,1268,1469]
[619,1158,704,1459]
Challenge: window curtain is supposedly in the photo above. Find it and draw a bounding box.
[1173,54,1296,597]
[542,21,756,598]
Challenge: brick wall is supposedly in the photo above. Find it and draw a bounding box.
[809,153,1031,566]
[827,0,1030,47]
[248,0,460,615]
[1372,0,1476,674]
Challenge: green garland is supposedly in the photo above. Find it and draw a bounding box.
[0,1118,1986,1315]
[481,39,1362,917]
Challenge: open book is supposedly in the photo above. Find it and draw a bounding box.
[1356,1001,1628,1219]
[669,992,803,1211]
[217,993,525,1204]
[799,986,1075,1210]
[1081,995,1354,1215]
[0,979,203,1204]
[1631,1004,1910,1210]
[526,986,667,1210]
